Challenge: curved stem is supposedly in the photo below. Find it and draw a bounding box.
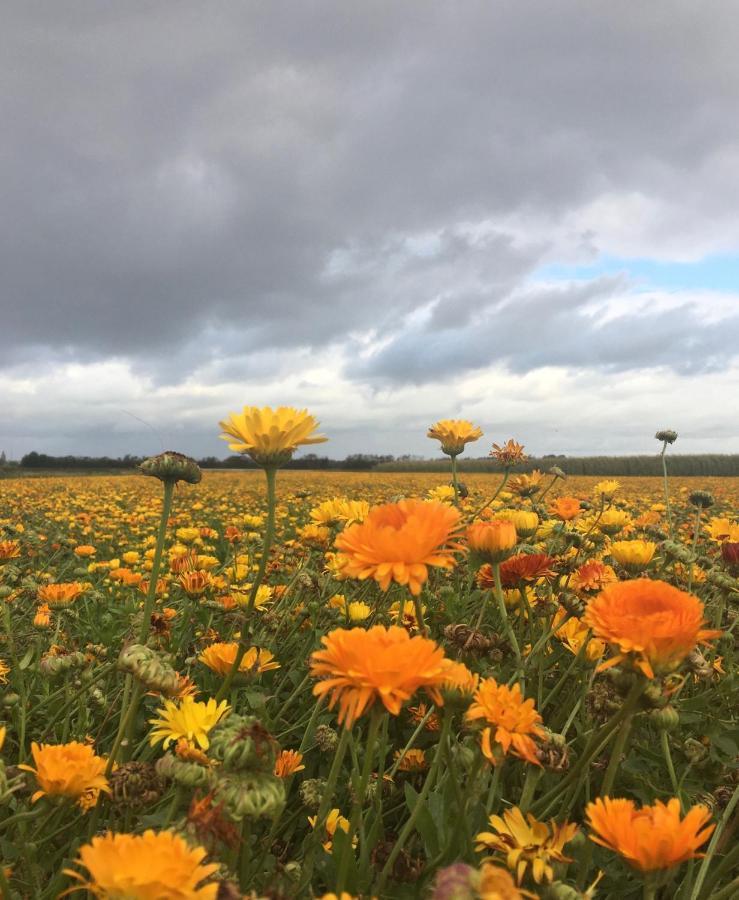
[138,480,174,643]
[493,562,521,671]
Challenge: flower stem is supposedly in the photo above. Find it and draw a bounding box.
[599,679,644,797]
[138,480,174,643]
[661,443,673,539]
[689,782,739,900]
[493,562,522,671]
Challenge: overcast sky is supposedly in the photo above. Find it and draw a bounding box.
[2,2,739,460]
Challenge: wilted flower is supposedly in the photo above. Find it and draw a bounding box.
[490,440,527,466]
[139,451,202,485]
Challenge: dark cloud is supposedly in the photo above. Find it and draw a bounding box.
[2,1,739,386]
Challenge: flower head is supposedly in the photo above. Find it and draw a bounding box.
[550,497,582,521]
[609,539,657,572]
[219,405,327,467]
[490,439,528,466]
[37,582,85,608]
[467,520,518,563]
[499,553,557,588]
[509,471,544,497]
[467,678,545,766]
[583,579,721,679]
[19,741,109,806]
[65,829,218,898]
[586,797,714,871]
[0,540,21,560]
[149,697,230,750]
[310,625,451,726]
[198,643,279,676]
[334,499,462,596]
[476,806,578,884]
[274,749,305,777]
[427,419,483,456]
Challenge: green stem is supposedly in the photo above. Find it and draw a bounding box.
[687,506,702,594]
[599,680,644,797]
[451,454,460,505]
[689,782,739,900]
[705,876,739,900]
[138,480,174,643]
[493,562,522,671]
[216,466,277,701]
[661,730,682,807]
[661,444,673,538]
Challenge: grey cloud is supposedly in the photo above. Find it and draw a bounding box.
[2,2,739,383]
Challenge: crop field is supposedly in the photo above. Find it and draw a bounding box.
[0,438,737,898]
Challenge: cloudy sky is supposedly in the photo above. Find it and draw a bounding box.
[3,2,739,460]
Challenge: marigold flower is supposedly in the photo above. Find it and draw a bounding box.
[394,748,428,771]
[65,829,218,898]
[334,499,462,596]
[178,570,212,597]
[274,749,305,777]
[467,520,518,563]
[609,539,657,572]
[497,509,539,538]
[0,540,21,560]
[466,678,545,766]
[509,470,544,497]
[37,582,85,608]
[585,797,714,872]
[219,405,327,467]
[553,609,605,662]
[476,806,578,884]
[490,439,528,466]
[0,659,9,683]
[427,418,483,456]
[550,497,581,521]
[593,480,620,500]
[19,741,110,806]
[73,544,96,557]
[33,603,51,628]
[583,579,721,679]
[596,508,631,536]
[308,808,354,852]
[499,553,557,588]
[149,698,230,750]
[310,625,451,726]
[570,560,617,593]
[477,863,538,898]
[198,643,279,676]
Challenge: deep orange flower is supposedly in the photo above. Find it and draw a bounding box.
[198,643,279,676]
[19,741,110,806]
[466,678,545,766]
[37,582,85,608]
[550,497,581,521]
[274,749,305,777]
[586,797,714,872]
[499,553,557,588]
[0,540,21,560]
[489,439,528,466]
[334,499,462,596]
[583,579,721,679]
[569,560,617,593]
[466,520,518,563]
[310,625,450,726]
[178,570,212,597]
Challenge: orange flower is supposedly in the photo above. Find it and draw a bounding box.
[489,439,528,466]
[570,560,617,593]
[274,749,305,777]
[37,582,85,608]
[0,540,21,560]
[466,678,545,766]
[198,643,280,676]
[550,497,581,521]
[499,553,557,588]
[73,545,96,557]
[586,797,714,871]
[33,604,51,628]
[467,520,518,563]
[178,570,212,597]
[583,579,721,679]
[310,625,450,726]
[18,741,110,807]
[334,499,462,596]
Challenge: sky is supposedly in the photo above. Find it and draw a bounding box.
[2,2,739,461]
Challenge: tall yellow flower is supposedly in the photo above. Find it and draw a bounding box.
[18,741,110,806]
[219,405,327,467]
[586,797,714,872]
[609,539,657,572]
[198,643,279,676]
[476,806,578,884]
[427,419,483,456]
[466,678,545,766]
[583,579,721,679]
[310,625,451,726]
[149,697,230,750]
[65,829,218,899]
[334,498,462,596]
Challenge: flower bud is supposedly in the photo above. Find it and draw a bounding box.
[466,520,517,564]
[155,754,214,789]
[655,429,678,444]
[209,715,278,773]
[118,644,181,696]
[688,491,714,509]
[430,863,478,900]
[650,705,680,731]
[299,778,326,810]
[314,724,339,753]
[214,771,285,821]
[139,451,202,485]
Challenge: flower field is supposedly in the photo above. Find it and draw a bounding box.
[0,413,737,899]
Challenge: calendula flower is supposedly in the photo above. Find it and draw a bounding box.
[33,603,51,628]
[467,520,518,563]
[334,499,462,596]
[489,439,527,466]
[596,508,631,536]
[219,405,327,467]
[178,570,212,597]
[550,497,581,521]
[308,808,354,852]
[310,625,451,726]
[499,553,557,588]
[65,829,218,899]
[586,797,714,871]
[497,509,539,538]
[477,863,538,899]
[149,697,230,750]
[394,748,428,771]
[467,678,545,766]
[0,540,21,560]
[390,598,426,630]
[509,471,544,498]
[198,643,279,676]
[476,806,578,884]
[593,480,620,500]
[274,749,305,777]
[427,484,457,504]
[37,582,85,608]
[18,741,110,806]
[0,659,8,683]
[427,419,483,456]
[553,609,605,662]
[706,517,739,543]
[570,560,617,593]
[608,539,657,572]
[583,579,721,679]
[73,544,96,557]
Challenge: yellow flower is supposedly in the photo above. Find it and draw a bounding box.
[219,405,327,467]
[593,480,620,500]
[73,544,97,557]
[308,808,353,852]
[553,609,605,662]
[274,749,305,777]
[0,659,8,684]
[0,726,6,751]
[427,484,457,504]
[346,600,371,622]
[476,806,578,884]
[466,520,518,563]
[596,508,631,536]
[18,741,110,807]
[198,643,280,676]
[427,419,483,456]
[497,509,539,538]
[149,697,230,750]
[65,829,218,899]
[609,539,657,571]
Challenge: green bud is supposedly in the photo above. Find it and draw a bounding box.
[650,705,680,731]
[214,771,285,821]
[139,451,202,485]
